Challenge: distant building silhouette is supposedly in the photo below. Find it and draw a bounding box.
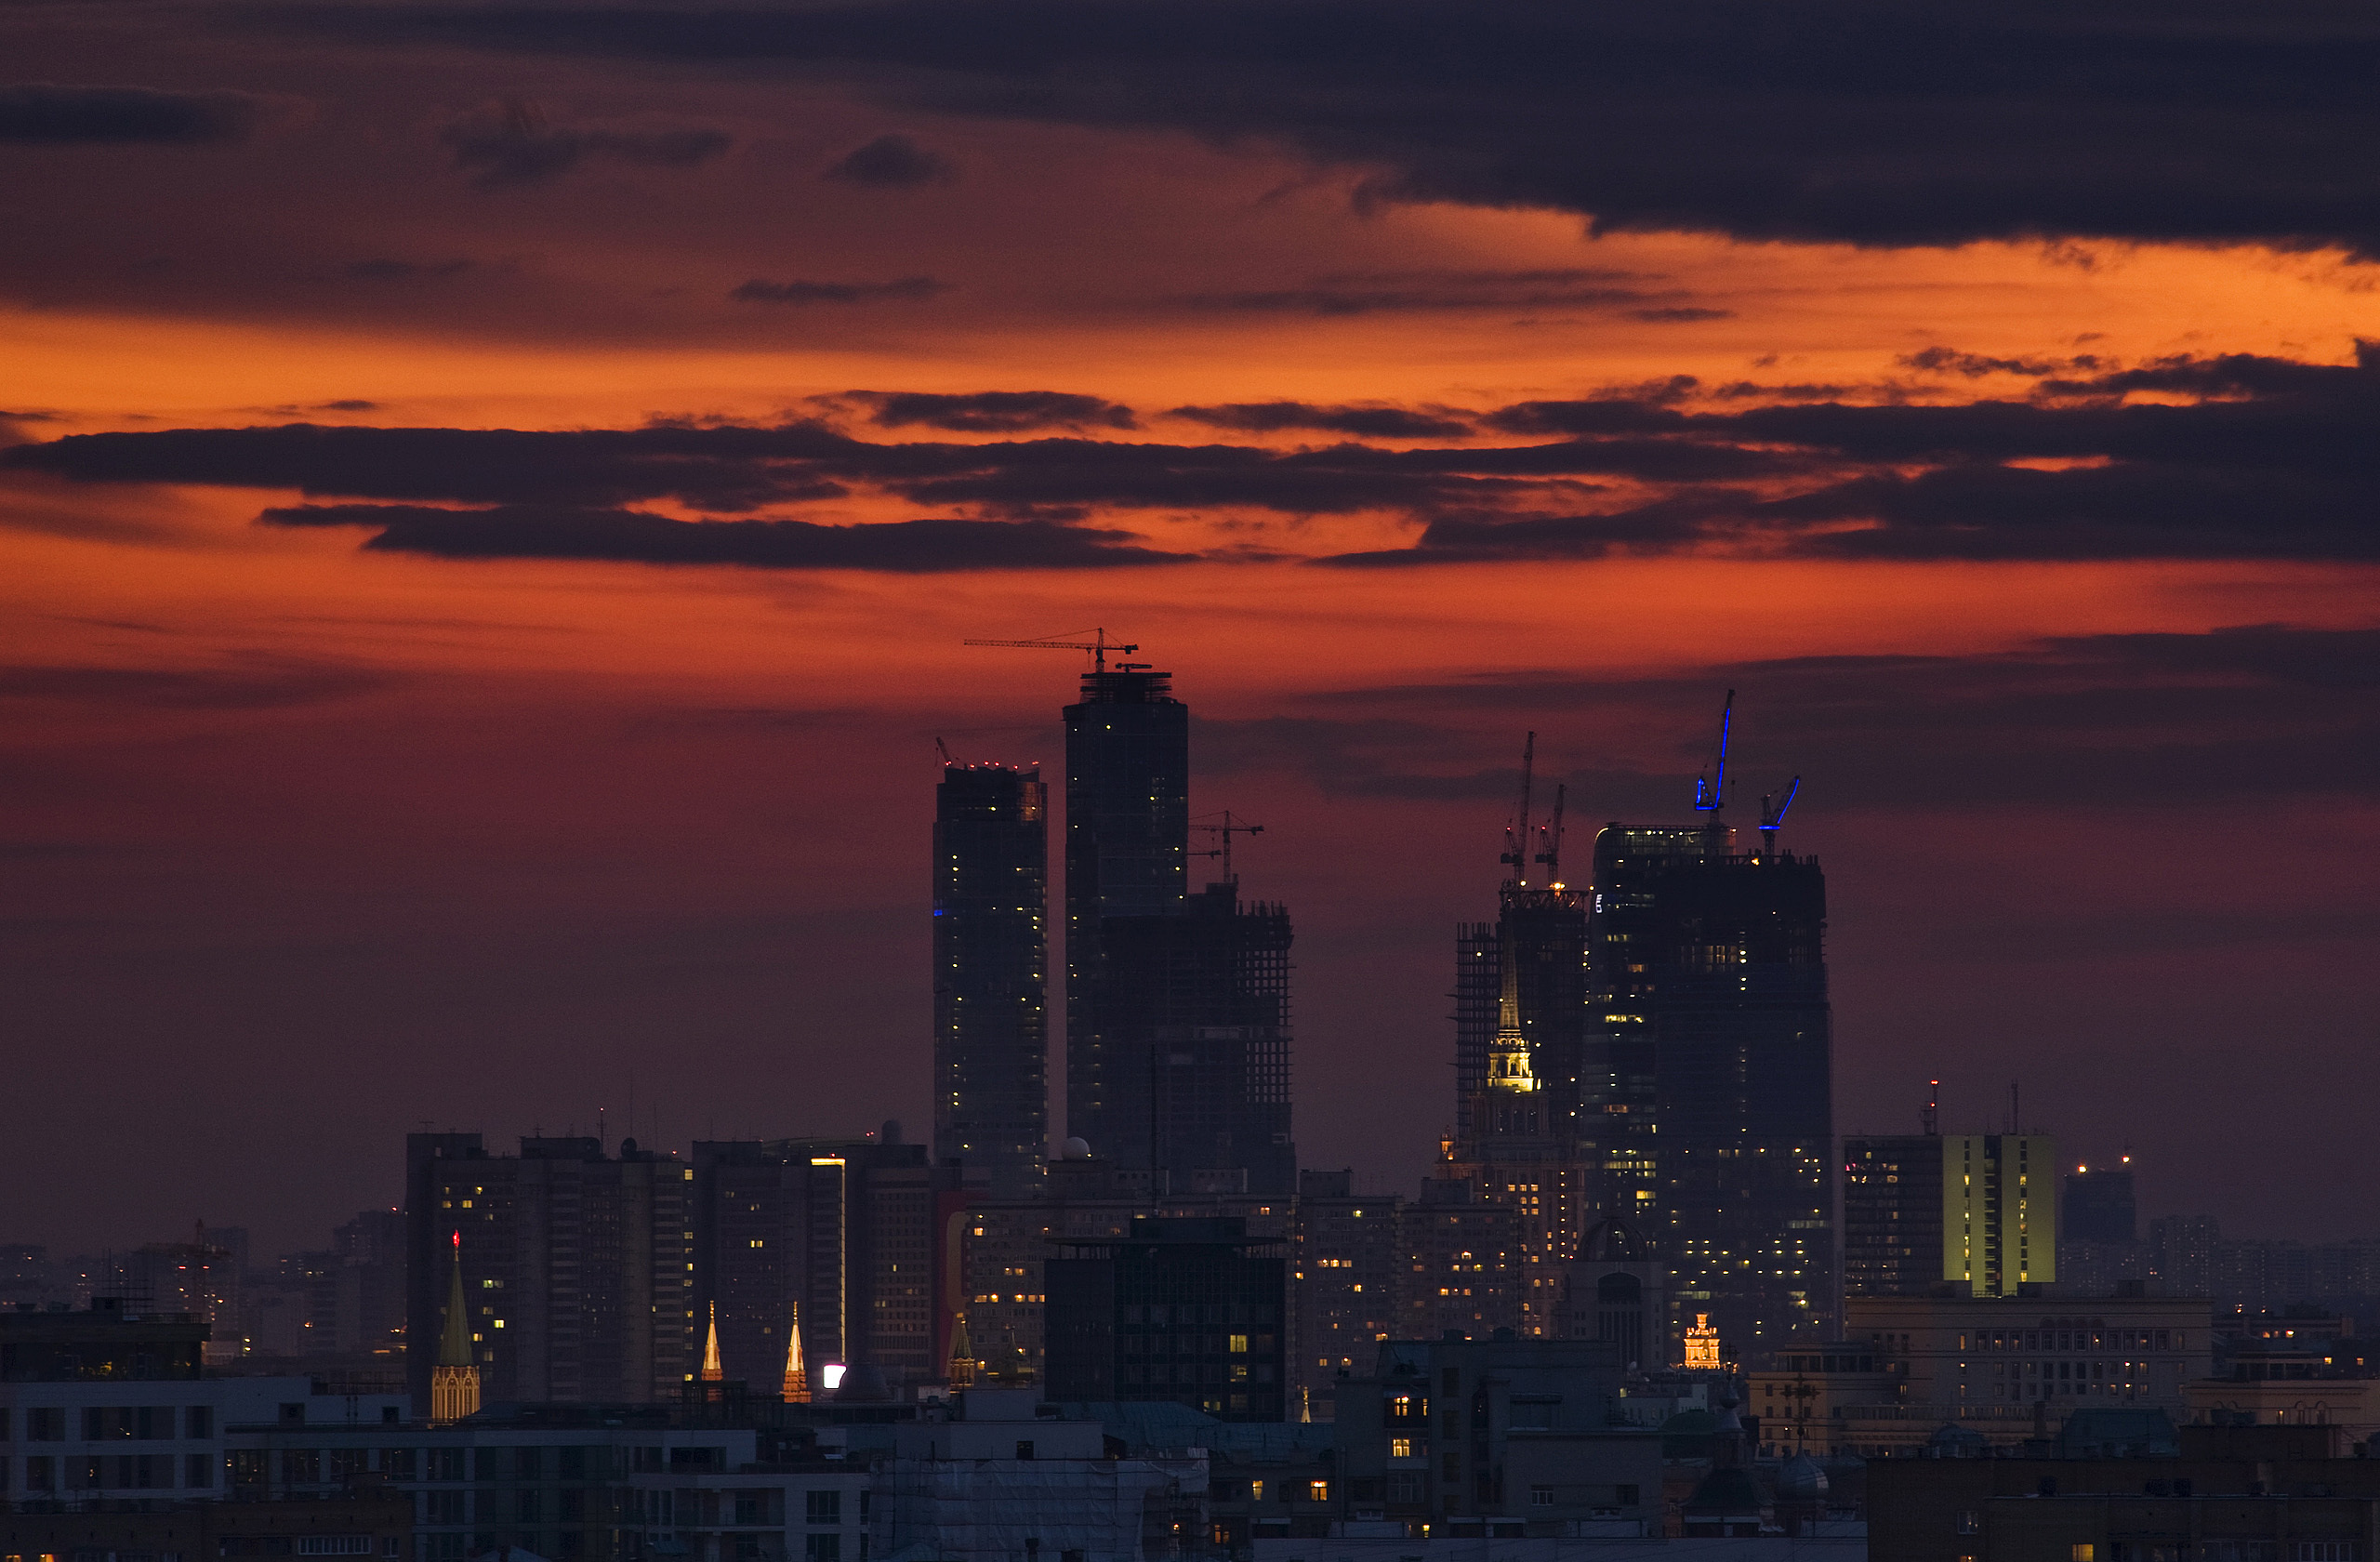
[932,761,1049,1198]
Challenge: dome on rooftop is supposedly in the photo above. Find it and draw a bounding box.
[1579,1216,1653,1264]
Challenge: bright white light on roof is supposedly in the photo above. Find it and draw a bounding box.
[821,1364,846,1391]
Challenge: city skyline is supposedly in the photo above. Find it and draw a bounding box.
[6,0,2376,1261]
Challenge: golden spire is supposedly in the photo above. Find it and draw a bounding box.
[781,1303,810,1403]
[945,1311,976,1388]
[701,1302,724,1383]
[1488,945,1537,1092]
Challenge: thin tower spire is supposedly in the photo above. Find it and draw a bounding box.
[781,1303,810,1403]
[701,1302,724,1383]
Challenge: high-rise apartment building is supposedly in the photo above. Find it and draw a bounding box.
[1451,890,1589,1145]
[1585,822,1833,1358]
[932,762,1049,1198]
[689,1125,974,1394]
[1063,662,1296,1195]
[1042,1215,1288,1422]
[1844,1132,2056,1298]
[403,1133,694,1411]
[1288,1169,1407,1419]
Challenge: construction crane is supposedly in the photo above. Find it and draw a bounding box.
[934,736,956,765]
[1499,732,1537,889]
[1534,782,1567,888]
[1758,775,1801,857]
[1193,810,1265,887]
[1692,690,1734,815]
[962,628,1139,673]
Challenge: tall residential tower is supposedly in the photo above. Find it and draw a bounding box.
[932,761,1049,1197]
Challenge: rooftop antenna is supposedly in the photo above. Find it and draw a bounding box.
[1192,810,1265,888]
[1759,776,1801,858]
[1499,733,1537,890]
[1534,782,1567,888]
[1693,690,1734,818]
[1922,1079,1939,1137]
[962,628,1139,674]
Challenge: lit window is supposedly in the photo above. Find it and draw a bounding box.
[1307,1480,1329,1503]
[1389,1438,1413,1459]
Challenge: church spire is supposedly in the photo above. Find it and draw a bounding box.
[430,1232,480,1425]
[701,1302,724,1383]
[1488,940,1537,1092]
[781,1303,810,1403]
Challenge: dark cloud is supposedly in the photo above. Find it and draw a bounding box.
[258,0,2380,252]
[258,502,1195,571]
[18,348,2380,562]
[1901,346,2104,378]
[833,390,1136,432]
[315,400,380,412]
[344,258,473,282]
[0,84,260,145]
[1174,268,1668,316]
[1170,402,1474,440]
[1627,306,1731,323]
[823,133,954,187]
[439,103,730,187]
[730,276,945,305]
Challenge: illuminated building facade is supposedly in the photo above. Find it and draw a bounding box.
[1442,945,1593,1335]
[1586,824,1834,1357]
[932,761,1049,1198]
[403,1133,693,1412]
[1845,1132,2058,1298]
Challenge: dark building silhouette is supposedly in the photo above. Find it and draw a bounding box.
[1565,1216,1667,1371]
[1043,1216,1287,1422]
[1844,1135,1947,1298]
[1095,885,1296,1195]
[1585,823,1833,1358]
[403,1133,692,1413]
[1063,663,1295,1195]
[2065,1161,2139,1246]
[932,762,1049,1198]
[690,1124,975,1395]
[1064,666,1189,1170]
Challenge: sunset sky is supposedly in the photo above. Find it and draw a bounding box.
[6,0,2377,1254]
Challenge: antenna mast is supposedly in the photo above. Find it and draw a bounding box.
[1922,1079,1939,1137]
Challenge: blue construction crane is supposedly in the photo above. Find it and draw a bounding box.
[1759,776,1802,858]
[1692,690,1735,814]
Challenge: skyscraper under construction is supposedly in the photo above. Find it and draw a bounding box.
[1585,818,1833,1360]
[932,761,1048,1198]
[1064,658,1295,1195]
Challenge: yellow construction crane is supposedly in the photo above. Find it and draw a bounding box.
[961,628,1140,673]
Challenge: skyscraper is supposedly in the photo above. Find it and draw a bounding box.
[932,761,1049,1198]
[1586,821,1833,1358]
[1064,664,1189,1169]
[2063,1161,2138,1245]
[1064,661,1296,1194]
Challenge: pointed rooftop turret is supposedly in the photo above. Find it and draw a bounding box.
[701,1302,724,1383]
[781,1302,810,1403]
[430,1231,480,1425]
